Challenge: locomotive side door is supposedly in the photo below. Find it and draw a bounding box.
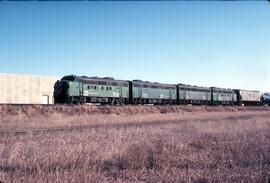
[183,89,186,100]
[139,87,142,98]
[79,82,84,96]
[118,86,122,98]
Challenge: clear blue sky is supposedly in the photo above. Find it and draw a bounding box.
[0,1,269,91]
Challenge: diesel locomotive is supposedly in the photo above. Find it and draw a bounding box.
[54,75,267,106]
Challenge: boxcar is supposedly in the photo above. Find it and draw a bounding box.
[54,75,129,104]
[177,84,211,105]
[234,89,261,106]
[130,80,177,104]
[211,87,237,105]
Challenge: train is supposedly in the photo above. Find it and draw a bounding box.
[54,75,270,106]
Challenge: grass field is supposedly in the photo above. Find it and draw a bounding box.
[0,105,269,182]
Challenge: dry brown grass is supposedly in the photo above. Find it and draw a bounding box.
[0,105,270,182]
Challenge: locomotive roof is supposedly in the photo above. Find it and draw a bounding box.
[61,75,129,84]
[210,87,234,92]
[132,80,176,88]
[177,83,211,90]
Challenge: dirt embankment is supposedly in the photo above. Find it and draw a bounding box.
[0,104,269,116]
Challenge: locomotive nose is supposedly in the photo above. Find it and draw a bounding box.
[54,80,59,89]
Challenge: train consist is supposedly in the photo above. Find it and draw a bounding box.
[54,75,270,106]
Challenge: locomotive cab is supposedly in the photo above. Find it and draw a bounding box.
[53,79,70,103]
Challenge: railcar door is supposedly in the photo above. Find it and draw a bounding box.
[178,87,186,103]
[119,86,122,98]
[138,87,142,98]
[79,82,84,96]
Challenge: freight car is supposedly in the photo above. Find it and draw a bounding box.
[211,87,237,105]
[130,80,177,104]
[177,84,211,105]
[261,93,270,106]
[54,75,129,104]
[233,89,261,106]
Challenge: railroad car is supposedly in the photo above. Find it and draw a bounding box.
[130,80,177,104]
[177,84,211,105]
[261,93,270,106]
[211,87,237,105]
[233,89,261,106]
[54,75,129,104]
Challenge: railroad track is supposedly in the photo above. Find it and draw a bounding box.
[0,104,269,107]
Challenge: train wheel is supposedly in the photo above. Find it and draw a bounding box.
[119,98,124,105]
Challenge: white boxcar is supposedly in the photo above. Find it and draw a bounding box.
[234,89,261,105]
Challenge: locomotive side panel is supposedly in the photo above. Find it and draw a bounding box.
[82,84,129,99]
[131,81,177,104]
[211,88,235,105]
[178,85,211,105]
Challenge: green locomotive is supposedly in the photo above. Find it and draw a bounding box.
[54,75,129,104]
[211,87,237,105]
[130,80,177,104]
[178,84,211,105]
